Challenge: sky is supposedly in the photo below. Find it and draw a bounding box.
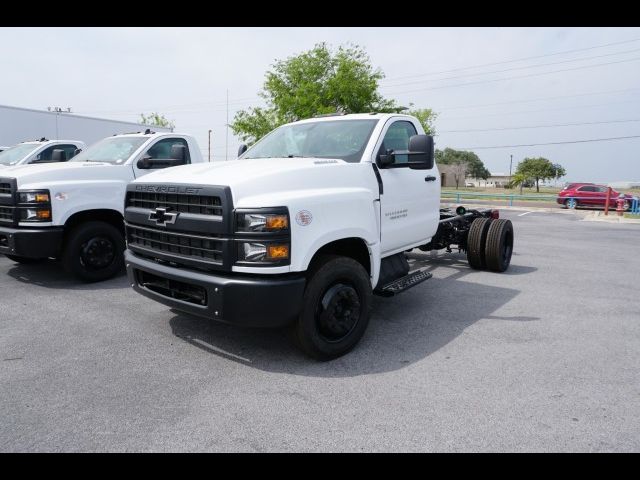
[1,26,639,182]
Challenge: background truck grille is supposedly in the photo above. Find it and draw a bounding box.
[0,206,14,223]
[127,191,222,216]
[0,182,12,195]
[127,224,223,265]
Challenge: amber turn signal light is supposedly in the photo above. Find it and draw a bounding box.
[267,244,289,260]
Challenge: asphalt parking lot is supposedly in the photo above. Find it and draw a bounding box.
[1,210,639,452]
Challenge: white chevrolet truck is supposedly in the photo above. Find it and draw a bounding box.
[0,138,86,168]
[0,130,204,281]
[124,113,514,359]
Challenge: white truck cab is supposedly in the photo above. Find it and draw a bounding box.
[0,130,205,281]
[0,138,86,168]
[124,114,514,359]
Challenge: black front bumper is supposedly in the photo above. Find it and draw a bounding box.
[125,250,306,328]
[0,225,64,259]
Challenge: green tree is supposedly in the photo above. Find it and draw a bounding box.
[231,43,400,144]
[507,171,532,195]
[140,112,175,129]
[515,157,566,192]
[436,148,490,189]
[407,106,438,135]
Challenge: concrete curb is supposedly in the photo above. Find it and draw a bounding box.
[582,211,640,224]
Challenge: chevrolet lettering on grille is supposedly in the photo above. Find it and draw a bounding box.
[149,207,178,226]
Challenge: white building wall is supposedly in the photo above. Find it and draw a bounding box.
[0,105,172,147]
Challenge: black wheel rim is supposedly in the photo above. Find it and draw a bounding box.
[80,236,116,270]
[316,283,361,342]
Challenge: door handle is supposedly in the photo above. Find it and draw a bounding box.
[424,175,437,182]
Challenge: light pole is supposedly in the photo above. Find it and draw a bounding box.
[509,154,513,182]
[208,129,212,163]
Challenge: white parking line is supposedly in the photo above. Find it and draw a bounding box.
[518,211,535,216]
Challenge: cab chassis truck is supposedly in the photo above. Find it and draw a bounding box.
[123,114,514,360]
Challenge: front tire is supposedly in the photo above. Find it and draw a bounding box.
[293,255,372,360]
[565,198,578,209]
[4,254,46,264]
[62,221,125,282]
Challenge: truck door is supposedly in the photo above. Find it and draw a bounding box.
[132,137,191,178]
[374,119,440,255]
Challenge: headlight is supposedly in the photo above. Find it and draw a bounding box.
[19,191,50,203]
[19,208,51,221]
[237,241,290,263]
[17,189,51,222]
[236,210,289,233]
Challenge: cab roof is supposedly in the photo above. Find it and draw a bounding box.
[289,112,413,126]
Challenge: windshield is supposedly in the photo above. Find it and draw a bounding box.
[0,143,40,166]
[71,136,148,164]
[242,119,379,163]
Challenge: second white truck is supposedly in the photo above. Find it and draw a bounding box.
[123,113,514,359]
[0,130,205,281]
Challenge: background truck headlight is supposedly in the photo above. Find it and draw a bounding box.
[17,189,52,222]
[19,191,50,203]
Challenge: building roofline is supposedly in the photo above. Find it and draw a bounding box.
[0,103,172,131]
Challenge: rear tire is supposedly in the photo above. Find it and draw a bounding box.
[466,218,492,270]
[62,221,125,283]
[292,255,372,360]
[4,254,46,264]
[485,219,514,273]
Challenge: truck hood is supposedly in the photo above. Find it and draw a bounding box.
[0,162,132,189]
[132,157,377,207]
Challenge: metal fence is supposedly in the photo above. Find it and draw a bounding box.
[441,191,640,213]
[441,191,556,206]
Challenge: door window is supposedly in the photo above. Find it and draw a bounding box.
[30,144,79,163]
[378,121,418,166]
[144,138,190,166]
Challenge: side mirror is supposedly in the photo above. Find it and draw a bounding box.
[136,154,152,169]
[72,148,82,158]
[407,135,434,170]
[378,149,394,167]
[170,144,187,163]
[238,144,248,157]
[51,149,67,162]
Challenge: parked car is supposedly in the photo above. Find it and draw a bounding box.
[557,183,633,210]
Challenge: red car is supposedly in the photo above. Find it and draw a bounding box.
[557,183,633,210]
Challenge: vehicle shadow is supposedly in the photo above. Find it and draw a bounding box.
[169,251,539,377]
[3,259,128,290]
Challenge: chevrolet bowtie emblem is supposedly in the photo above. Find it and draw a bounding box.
[149,207,178,226]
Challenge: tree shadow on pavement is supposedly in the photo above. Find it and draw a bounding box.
[169,251,539,377]
[3,259,128,291]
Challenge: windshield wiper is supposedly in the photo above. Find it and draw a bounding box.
[287,154,305,158]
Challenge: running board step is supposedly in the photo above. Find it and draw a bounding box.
[374,268,433,297]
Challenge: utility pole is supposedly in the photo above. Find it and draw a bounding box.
[509,154,513,182]
[225,89,229,162]
[48,106,70,139]
[208,129,212,163]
